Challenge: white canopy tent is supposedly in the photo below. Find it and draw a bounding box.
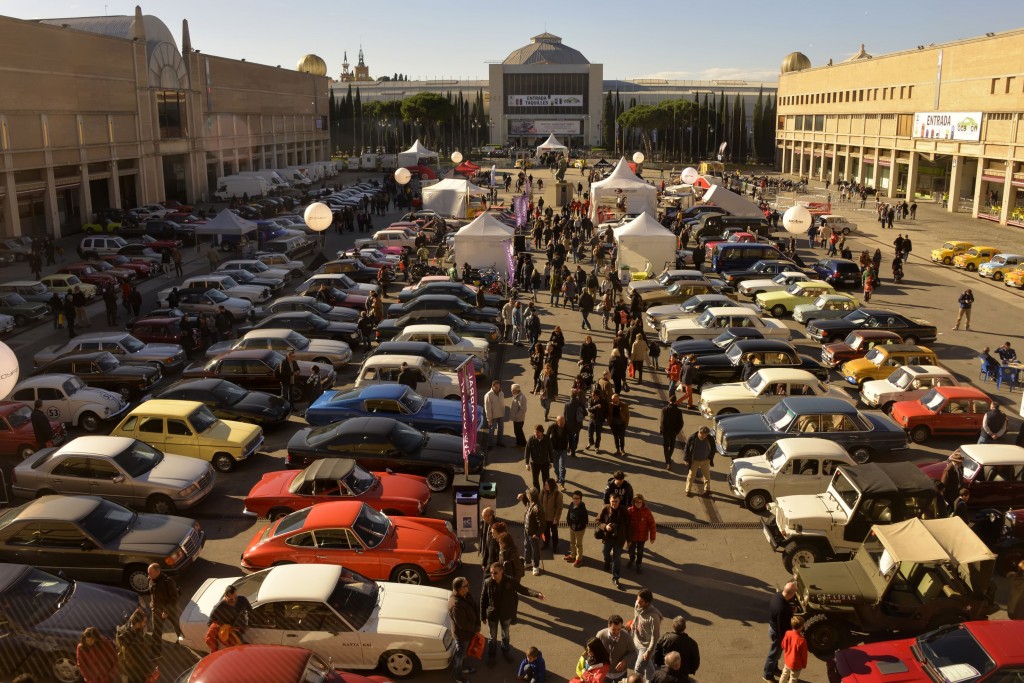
[191,209,258,237]
[588,157,658,222]
[397,139,439,168]
[536,133,568,155]
[612,212,677,273]
[450,213,515,278]
[422,178,488,218]
[701,184,764,218]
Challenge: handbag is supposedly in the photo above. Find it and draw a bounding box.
[467,632,486,659]
[594,526,605,540]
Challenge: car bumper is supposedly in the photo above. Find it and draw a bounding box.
[165,529,206,575]
[241,435,265,461]
[176,481,215,510]
[761,517,786,552]
[427,559,461,581]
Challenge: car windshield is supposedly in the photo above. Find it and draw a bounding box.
[114,440,164,477]
[231,270,255,283]
[942,242,956,250]
[725,345,744,364]
[765,403,795,431]
[960,451,982,480]
[746,372,766,393]
[399,388,425,413]
[920,389,945,411]
[7,405,32,428]
[205,289,228,303]
[0,568,73,628]
[785,283,802,295]
[864,348,884,363]
[766,443,788,471]
[249,262,268,272]
[3,293,26,305]
[96,353,120,371]
[829,470,860,512]
[306,423,344,447]
[772,274,788,284]
[312,301,332,314]
[211,380,248,406]
[326,567,379,630]
[187,406,220,433]
[343,465,377,496]
[79,498,136,545]
[812,296,830,307]
[844,310,870,324]
[121,335,145,353]
[62,376,88,395]
[695,310,714,328]
[275,507,311,537]
[350,504,391,549]
[915,624,995,682]
[64,276,81,286]
[285,332,310,350]
[888,368,912,389]
[219,276,241,288]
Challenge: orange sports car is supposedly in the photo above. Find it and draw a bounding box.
[240,501,461,585]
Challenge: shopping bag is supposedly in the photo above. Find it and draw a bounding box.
[467,632,487,659]
[627,364,635,379]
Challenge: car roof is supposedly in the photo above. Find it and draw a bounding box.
[41,351,115,363]
[58,332,129,342]
[927,386,988,400]
[55,435,134,456]
[332,416,401,436]
[849,330,903,339]
[163,378,225,393]
[841,462,935,496]
[873,344,933,354]
[780,396,857,413]
[774,437,851,458]
[256,564,345,604]
[242,329,296,340]
[126,399,203,417]
[705,307,758,316]
[215,349,279,361]
[872,517,994,564]
[16,373,75,387]
[730,339,795,352]
[363,354,428,367]
[1,280,45,287]
[190,644,313,682]
[272,296,316,305]
[958,444,1024,466]
[900,365,951,376]
[748,368,820,382]
[304,500,364,528]
[17,494,102,521]
[398,324,452,334]
[967,620,1024,665]
[348,384,412,400]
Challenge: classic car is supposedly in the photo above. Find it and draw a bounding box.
[919,444,1024,512]
[151,378,291,426]
[254,253,307,279]
[240,502,461,584]
[248,295,360,324]
[792,293,860,325]
[10,373,128,432]
[0,495,204,592]
[179,564,456,678]
[396,280,503,308]
[316,258,390,284]
[110,399,264,473]
[762,462,940,572]
[626,269,707,297]
[700,368,854,419]
[0,312,14,335]
[644,293,757,331]
[172,645,386,683]
[172,274,270,304]
[0,401,66,461]
[181,349,335,403]
[737,271,812,298]
[173,287,253,320]
[33,331,187,371]
[305,385,475,437]
[206,329,353,370]
[212,265,284,295]
[659,307,789,343]
[126,317,194,346]
[0,238,32,261]
[668,327,766,358]
[930,240,973,265]
[39,274,97,299]
[12,436,215,514]
[713,397,909,464]
[728,438,856,512]
[860,365,960,413]
[393,323,490,361]
[821,330,905,368]
[720,259,807,287]
[954,245,1000,271]
[243,458,430,520]
[978,253,1024,280]
[219,259,291,285]
[0,280,54,304]
[369,340,486,380]
[295,273,380,297]
[637,280,732,310]
[890,386,993,443]
[755,281,837,318]
[807,309,936,345]
[295,288,370,313]
[1003,265,1024,289]
[56,264,117,289]
[240,311,361,348]
[286,416,484,491]
[840,344,940,387]
[355,354,464,401]
[809,258,862,289]
[689,339,830,387]
[0,292,49,326]
[385,295,500,324]
[32,351,161,401]
[375,310,500,343]
[83,259,136,283]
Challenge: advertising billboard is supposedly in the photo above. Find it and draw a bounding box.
[507,94,583,107]
[912,112,982,141]
[509,120,581,135]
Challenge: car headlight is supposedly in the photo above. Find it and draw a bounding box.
[436,551,446,566]
[164,547,186,566]
[179,483,200,498]
[163,356,177,364]
[103,406,111,416]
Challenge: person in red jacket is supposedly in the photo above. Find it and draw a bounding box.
[626,494,656,575]
[779,616,808,683]
[76,627,119,683]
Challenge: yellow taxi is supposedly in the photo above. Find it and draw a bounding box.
[1004,265,1024,289]
[930,241,972,265]
[111,399,263,473]
[840,344,939,388]
[953,246,999,271]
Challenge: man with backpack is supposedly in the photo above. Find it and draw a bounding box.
[116,610,155,683]
[144,563,182,650]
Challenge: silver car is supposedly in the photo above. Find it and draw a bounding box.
[33,332,186,372]
[12,436,215,514]
[206,329,353,370]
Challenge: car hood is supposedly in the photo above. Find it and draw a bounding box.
[702,383,754,403]
[205,419,263,445]
[860,379,897,400]
[76,387,126,405]
[421,398,465,423]
[776,492,850,529]
[369,582,450,639]
[388,518,458,557]
[137,455,212,489]
[306,339,350,354]
[38,581,139,637]
[115,512,195,553]
[185,576,237,625]
[832,636,926,683]
[669,340,720,355]
[246,470,295,501]
[890,401,932,421]
[233,391,290,416]
[810,319,854,331]
[717,412,774,436]
[206,340,236,356]
[799,559,880,606]
[692,354,732,369]
[731,455,772,479]
[842,358,877,376]
[822,341,854,356]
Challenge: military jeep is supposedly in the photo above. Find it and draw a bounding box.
[762,462,940,572]
[796,517,998,655]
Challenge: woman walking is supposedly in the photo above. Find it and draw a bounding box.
[531,343,546,394]
[540,364,559,420]
[626,494,656,575]
[608,349,628,396]
[76,627,119,683]
[540,478,564,556]
[510,384,528,447]
[629,334,649,385]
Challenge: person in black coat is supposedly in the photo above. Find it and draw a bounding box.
[763,582,798,681]
[653,616,700,679]
[62,293,77,338]
[660,397,684,468]
[480,563,519,665]
[30,400,54,447]
[602,471,634,507]
[597,494,631,587]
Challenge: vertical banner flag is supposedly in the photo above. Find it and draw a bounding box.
[504,239,516,285]
[458,363,479,475]
[514,194,528,228]
[490,165,497,188]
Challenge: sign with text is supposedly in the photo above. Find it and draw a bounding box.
[458,364,478,474]
[509,120,581,136]
[507,94,583,107]
[913,112,982,141]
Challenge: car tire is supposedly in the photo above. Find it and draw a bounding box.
[744,490,771,513]
[782,542,821,573]
[942,256,952,265]
[904,335,918,345]
[79,411,101,433]
[380,650,422,679]
[212,453,235,473]
[675,336,692,342]
[771,304,788,318]
[716,408,739,417]
[424,469,452,492]
[842,227,851,236]
[444,394,461,401]
[268,508,293,521]
[312,357,332,366]
[738,446,762,459]
[18,444,36,461]
[881,401,895,415]
[909,425,931,444]
[994,272,1005,281]
[116,385,133,401]
[849,446,873,464]
[390,564,427,585]
[147,494,176,515]
[803,615,844,656]
[41,651,80,683]
[124,564,150,593]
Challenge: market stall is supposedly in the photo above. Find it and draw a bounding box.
[536,133,568,156]
[397,139,439,169]
[612,212,677,273]
[191,209,259,251]
[450,213,515,278]
[422,178,489,219]
[588,157,658,224]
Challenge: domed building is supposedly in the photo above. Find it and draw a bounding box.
[296,53,327,77]
[780,51,811,74]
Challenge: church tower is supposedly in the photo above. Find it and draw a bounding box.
[340,51,352,81]
[354,46,371,81]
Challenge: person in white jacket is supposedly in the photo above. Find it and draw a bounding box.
[501,301,514,342]
[484,380,507,450]
[510,384,529,447]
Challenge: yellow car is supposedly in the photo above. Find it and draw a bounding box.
[1004,265,1024,288]
[930,241,972,265]
[840,344,939,388]
[39,274,98,299]
[978,253,1024,280]
[953,246,999,271]
[111,399,264,473]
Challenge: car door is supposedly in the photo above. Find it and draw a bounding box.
[33,521,113,583]
[273,600,361,668]
[43,456,96,497]
[244,359,279,393]
[823,414,865,447]
[970,464,1024,509]
[312,529,381,578]
[84,457,136,506]
[936,399,974,435]
[786,457,825,495]
[135,416,169,451]
[165,418,201,459]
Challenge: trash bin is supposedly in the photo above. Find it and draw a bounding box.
[556,182,571,207]
[479,481,497,500]
[453,485,480,541]
[619,265,632,282]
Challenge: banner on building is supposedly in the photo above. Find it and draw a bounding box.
[458,363,478,474]
[913,112,982,141]
[513,194,528,228]
[507,94,583,107]
[509,120,581,136]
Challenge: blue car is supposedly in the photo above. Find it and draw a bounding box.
[304,384,480,435]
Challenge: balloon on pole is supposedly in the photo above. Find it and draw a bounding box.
[632,152,645,164]
[451,151,464,164]
[0,341,19,399]
[680,167,699,185]
[303,202,333,232]
[394,167,412,185]
[782,205,813,235]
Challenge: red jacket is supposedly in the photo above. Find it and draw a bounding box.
[781,629,808,671]
[77,638,119,683]
[627,504,656,542]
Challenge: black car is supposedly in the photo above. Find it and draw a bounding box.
[375,311,500,343]
[806,308,938,345]
[386,294,500,324]
[810,258,862,289]
[0,564,139,683]
[0,495,204,593]
[240,311,361,347]
[285,416,484,492]
[317,258,386,283]
[248,296,360,324]
[689,338,831,385]
[669,327,765,358]
[33,351,161,401]
[152,378,291,426]
[397,281,505,308]
[371,340,486,379]
[721,259,810,287]
[118,219,194,244]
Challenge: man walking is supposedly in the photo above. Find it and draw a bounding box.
[763,582,798,683]
[608,393,630,457]
[598,494,630,588]
[144,563,183,650]
[653,617,700,680]
[72,286,90,328]
[954,288,974,331]
[632,588,663,681]
[597,614,638,683]
[564,490,588,567]
[563,388,587,458]
[578,286,595,331]
[524,425,553,490]
[449,576,480,683]
[480,563,518,667]
[660,397,684,469]
[684,427,714,497]
[480,507,502,570]
[483,381,506,451]
[30,400,54,450]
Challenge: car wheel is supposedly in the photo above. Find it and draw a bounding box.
[881,401,895,415]
[803,615,844,656]
[116,384,133,401]
[444,394,461,401]
[124,565,150,593]
[380,650,422,679]
[909,425,931,444]
[390,564,427,585]
[13,314,26,326]
[212,453,235,473]
[994,271,1004,281]
[147,494,176,515]
[312,357,332,366]
[424,469,451,492]
[744,490,771,513]
[782,542,821,573]
[382,508,405,516]
[967,263,977,272]
[738,446,762,459]
[942,256,952,265]
[904,335,918,345]
[842,227,851,236]
[18,444,36,461]
[675,336,692,342]
[850,446,873,464]
[716,408,739,417]
[79,411,101,433]
[771,304,788,318]
[45,652,80,683]
[829,335,844,343]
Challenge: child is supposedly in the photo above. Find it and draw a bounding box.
[517,646,547,683]
[779,615,808,683]
[648,339,661,370]
[306,366,324,405]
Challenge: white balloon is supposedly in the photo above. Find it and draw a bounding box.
[632,152,645,164]
[680,167,699,184]
[303,202,334,232]
[451,151,464,164]
[782,205,813,235]
[0,341,19,399]
[394,168,412,185]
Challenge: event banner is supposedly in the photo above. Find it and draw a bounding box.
[510,120,581,136]
[458,364,478,474]
[513,194,528,228]
[507,94,583,107]
[913,112,982,141]
[504,239,516,285]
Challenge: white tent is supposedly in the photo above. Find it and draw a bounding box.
[701,184,764,218]
[536,133,568,155]
[588,157,658,222]
[612,212,677,272]
[191,209,258,237]
[422,178,488,218]
[451,213,515,278]
[397,139,439,168]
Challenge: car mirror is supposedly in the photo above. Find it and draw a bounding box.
[113,475,125,484]
[80,541,96,551]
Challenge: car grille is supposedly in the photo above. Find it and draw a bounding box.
[181,525,203,558]
[243,434,264,460]
[196,470,213,491]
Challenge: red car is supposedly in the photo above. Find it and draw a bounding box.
[919,444,1024,511]
[58,264,118,289]
[84,259,136,283]
[0,401,66,460]
[178,644,391,683]
[160,200,194,214]
[241,501,461,584]
[828,620,1024,682]
[133,234,182,253]
[890,385,991,443]
[128,317,195,346]
[100,254,155,278]
[243,458,430,520]
[821,330,904,368]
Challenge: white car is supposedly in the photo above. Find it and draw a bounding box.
[218,259,292,284]
[792,293,860,325]
[10,373,129,432]
[699,368,856,419]
[172,274,270,304]
[659,307,789,343]
[254,252,306,279]
[394,324,490,360]
[179,564,455,679]
[355,355,463,400]
[132,204,170,220]
[859,364,960,413]
[644,294,755,331]
[206,329,353,370]
[39,274,97,299]
[0,313,14,335]
[738,271,811,298]
[728,438,856,512]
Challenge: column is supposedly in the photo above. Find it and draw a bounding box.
[886,148,898,199]
[43,167,60,236]
[947,155,963,213]
[80,164,93,224]
[829,144,839,185]
[870,149,880,190]
[818,144,826,181]
[109,161,122,210]
[971,156,984,218]
[905,152,918,202]
[999,161,1015,225]
[843,148,851,183]
[1,172,19,237]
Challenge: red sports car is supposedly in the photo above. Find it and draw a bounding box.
[161,200,194,214]
[84,259,136,283]
[243,458,430,520]
[177,644,392,683]
[240,501,460,584]
[58,263,118,289]
[100,254,154,278]
[0,401,66,460]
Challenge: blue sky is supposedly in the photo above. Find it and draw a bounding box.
[2,0,1017,82]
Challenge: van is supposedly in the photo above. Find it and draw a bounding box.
[708,243,786,274]
[818,215,856,236]
[214,175,269,201]
[78,236,129,258]
[263,235,316,260]
[239,170,290,189]
[275,169,312,187]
